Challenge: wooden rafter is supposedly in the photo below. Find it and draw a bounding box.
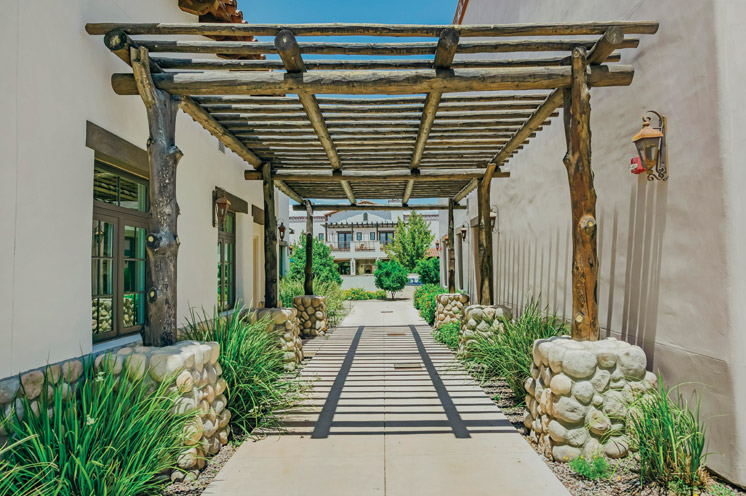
[295,203,467,212]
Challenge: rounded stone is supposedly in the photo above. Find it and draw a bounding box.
[0,377,20,404]
[590,369,611,392]
[566,427,589,448]
[203,418,218,438]
[549,374,572,396]
[603,390,627,420]
[207,342,220,365]
[552,396,586,424]
[176,371,194,393]
[547,420,568,443]
[552,444,581,462]
[207,436,221,455]
[524,377,536,396]
[561,350,597,380]
[184,418,204,446]
[45,365,62,385]
[592,394,604,407]
[618,346,647,380]
[213,394,227,415]
[604,437,629,458]
[547,345,567,374]
[218,409,231,429]
[572,381,595,404]
[218,427,229,445]
[124,354,147,381]
[148,353,185,383]
[174,396,197,415]
[587,408,611,435]
[20,370,45,400]
[596,350,618,368]
[177,447,198,470]
[62,360,84,383]
[583,437,602,458]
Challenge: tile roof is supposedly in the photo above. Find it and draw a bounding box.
[178,0,265,60]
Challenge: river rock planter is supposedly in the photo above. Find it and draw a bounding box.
[525,336,656,462]
[293,295,328,338]
[248,308,303,371]
[435,293,469,328]
[0,341,229,483]
[458,305,512,357]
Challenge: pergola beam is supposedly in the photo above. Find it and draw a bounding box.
[244,169,502,182]
[274,179,304,203]
[111,65,636,96]
[405,28,459,205]
[193,94,551,105]
[275,29,355,205]
[151,54,621,71]
[295,204,468,212]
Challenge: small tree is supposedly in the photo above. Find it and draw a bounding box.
[287,236,342,286]
[374,260,408,299]
[383,212,435,271]
[415,257,440,285]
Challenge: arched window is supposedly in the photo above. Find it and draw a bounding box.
[363,213,368,222]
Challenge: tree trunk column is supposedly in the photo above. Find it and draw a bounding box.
[262,164,278,308]
[447,199,456,293]
[304,201,314,295]
[131,47,182,346]
[477,178,494,305]
[563,47,599,341]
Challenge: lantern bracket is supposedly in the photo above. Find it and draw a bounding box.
[642,110,668,181]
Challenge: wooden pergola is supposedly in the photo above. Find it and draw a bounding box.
[86,21,657,345]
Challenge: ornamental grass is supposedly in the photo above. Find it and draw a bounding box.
[183,304,304,435]
[0,358,191,496]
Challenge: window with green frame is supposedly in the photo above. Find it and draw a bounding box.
[92,161,148,342]
[218,211,236,312]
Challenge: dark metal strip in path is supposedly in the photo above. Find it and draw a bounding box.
[311,325,365,439]
[409,325,471,438]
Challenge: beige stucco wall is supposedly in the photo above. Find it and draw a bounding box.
[449,0,746,484]
[0,0,286,377]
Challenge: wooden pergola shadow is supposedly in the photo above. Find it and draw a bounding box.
[85,20,658,345]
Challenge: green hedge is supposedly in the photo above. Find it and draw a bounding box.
[343,288,387,300]
[432,321,460,350]
[413,284,447,326]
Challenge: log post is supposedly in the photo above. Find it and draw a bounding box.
[447,199,456,293]
[131,47,182,346]
[563,47,599,341]
[477,178,494,305]
[262,163,278,308]
[304,200,314,295]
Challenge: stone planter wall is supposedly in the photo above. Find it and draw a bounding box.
[435,293,469,328]
[0,340,229,483]
[293,295,328,338]
[525,336,657,462]
[248,308,303,371]
[458,305,513,357]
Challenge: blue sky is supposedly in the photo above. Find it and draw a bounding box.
[240,0,459,206]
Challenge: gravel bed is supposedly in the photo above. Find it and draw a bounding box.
[480,378,745,496]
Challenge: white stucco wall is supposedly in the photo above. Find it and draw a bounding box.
[0,0,286,377]
[453,0,746,484]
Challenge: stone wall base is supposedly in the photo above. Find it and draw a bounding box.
[293,295,328,338]
[526,336,656,461]
[458,305,512,357]
[249,307,303,370]
[435,293,469,328]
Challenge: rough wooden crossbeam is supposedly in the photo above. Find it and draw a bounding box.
[244,169,494,181]
[102,29,263,168]
[151,54,621,71]
[111,65,635,96]
[193,94,551,105]
[274,29,355,205]
[274,178,304,203]
[404,28,459,205]
[86,21,659,37]
[118,38,640,58]
[295,203,468,211]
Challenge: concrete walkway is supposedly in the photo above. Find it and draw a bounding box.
[204,299,569,496]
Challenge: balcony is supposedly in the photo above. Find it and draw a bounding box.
[327,240,390,256]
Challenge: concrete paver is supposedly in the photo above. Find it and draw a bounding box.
[204,299,569,496]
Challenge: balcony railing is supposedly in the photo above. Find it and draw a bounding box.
[355,241,377,251]
[328,241,388,252]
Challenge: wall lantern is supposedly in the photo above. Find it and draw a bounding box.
[490,206,498,232]
[459,224,468,241]
[435,239,441,250]
[632,110,668,181]
[213,193,231,228]
[289,245,294,255]
[278,222,286,241]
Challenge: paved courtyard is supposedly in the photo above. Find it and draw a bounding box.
[205,299,569,495]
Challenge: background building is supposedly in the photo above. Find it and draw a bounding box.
[289,202,440,289]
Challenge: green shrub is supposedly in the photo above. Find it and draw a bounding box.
[569,453,611,480]
[627,376,707,493]
[343,288,387,300]
[0,436,55,496]
[1,358,191,495]
[464,296,568,398]
[415,257,440,285]
[433,321,460,350]
[183,304,302,434]
[413,284,447,325]
[287,236,341,286]
[374,260,408,298]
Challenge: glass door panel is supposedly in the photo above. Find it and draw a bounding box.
[92,218,116,337]
[123,224,146,330]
